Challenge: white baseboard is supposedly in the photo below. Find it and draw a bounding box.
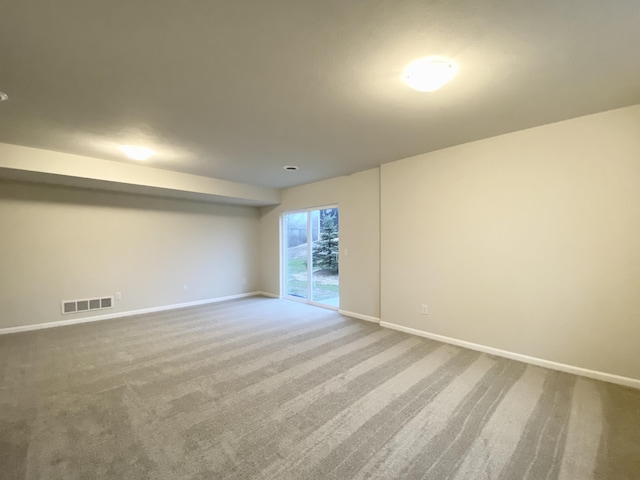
[0,292,262,335]
[339,309,380,324]
[258,291,280,299]
[380,321,640,390]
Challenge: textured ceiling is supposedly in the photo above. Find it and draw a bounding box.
[1,0,639,188]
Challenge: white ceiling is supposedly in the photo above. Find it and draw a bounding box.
[1,0,639,189]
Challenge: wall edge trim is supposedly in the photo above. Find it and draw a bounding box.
[0,292,262,334]
[339,309,380,324]
[258,291,280,298]
[380,321,640,390]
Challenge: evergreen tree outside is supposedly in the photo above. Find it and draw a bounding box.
[312,209,339,274]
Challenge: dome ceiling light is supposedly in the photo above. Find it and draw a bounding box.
[118,145,155,161]
[402,57,458,92]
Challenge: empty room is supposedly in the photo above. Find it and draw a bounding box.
[1,1,639,479]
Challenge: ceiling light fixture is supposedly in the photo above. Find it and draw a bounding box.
[402,57,458,92]
[283,165,299,171]
[118,145,155,161]
[0,91,8,102]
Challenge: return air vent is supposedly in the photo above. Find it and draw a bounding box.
[61,296,114,315]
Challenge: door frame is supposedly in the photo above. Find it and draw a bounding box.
[280,205,339,310]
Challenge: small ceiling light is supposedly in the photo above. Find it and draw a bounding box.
[118,145,155,161]
[402,57,458,92]
[283,165,299,171]
[0,91,8,102]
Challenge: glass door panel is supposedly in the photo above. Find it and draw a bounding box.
[311,208,339,306]
[284,212,308,299]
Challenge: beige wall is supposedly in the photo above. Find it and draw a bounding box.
[381,105,640,380]
[259,168,380,319]
[0,181,260,328]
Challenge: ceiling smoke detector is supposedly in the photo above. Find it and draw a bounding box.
[0,91,8,102]
[283,165,299,171]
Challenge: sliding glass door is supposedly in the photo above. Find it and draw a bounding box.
[282,206,339,308]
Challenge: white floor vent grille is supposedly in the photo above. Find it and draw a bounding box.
[62,296,114,314]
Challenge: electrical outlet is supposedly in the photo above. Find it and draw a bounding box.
[421,304,428,315]
[115,292,122,300]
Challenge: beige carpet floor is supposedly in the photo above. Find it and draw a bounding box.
[1,297,639,479]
